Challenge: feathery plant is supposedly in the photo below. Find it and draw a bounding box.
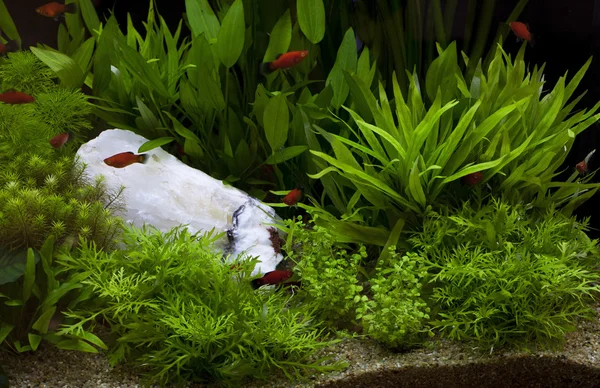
[56,225,346,386]
[302,42,600,243]
[0,52,55,94]
[410,198,600,350]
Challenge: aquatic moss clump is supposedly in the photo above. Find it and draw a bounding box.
[410,198,600,350]
[32,88,93,137]
[0,153,124,251]
[0,103,52,158]
[0,51,55,94]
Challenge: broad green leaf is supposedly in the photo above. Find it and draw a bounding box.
[22,248,36,303]
[184,138,204,159]
[0,0,20,41]
[216,0,245,68]
[78,331,108,350]
[377,217,406,266]
[0,323,14,343]
[135,97,159,134]
[116,40,170,98]
[263,10,292,62]
[263,94,289,152]
[79,0,100,33]
[265,145,309,164]
[30,47,84,89]
[408,159,427,208]
[32,306,58,334]
[297,0,326,44]
[326,28,358,109]
[28,333,43,351]
[185,0,220,41]
[56,339,99,353]
[0,248,40,285]
[70,37,95,73]
[138,137,175,153]
[163,111,202,144]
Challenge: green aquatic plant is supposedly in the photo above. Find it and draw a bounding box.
[410,198,600,350]
[0,236,106,354]
[0,52,55,94]
[56,225,345,386]
[31,88,93,137]
[0,154,124,251]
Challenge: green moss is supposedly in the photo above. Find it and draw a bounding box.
[31,88,93,136]
[0,153,124,251]
[0,52,55,94]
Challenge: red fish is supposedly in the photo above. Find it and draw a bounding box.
[282,188,302,206]
[49,132,72,148]
[0,90,35,104]
[260,50,309,75]
[103,151,149,168]
[176,142,185,156]
[576,149,596,174]
[509,22,534,47]
[250,270,293,289]
[462,172,483,186]
[35,2,77,20]
[0,40,18,56]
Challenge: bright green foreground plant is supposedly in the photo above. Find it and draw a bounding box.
[305,42,600,243]
[410,198,600,350]
[56,225,345,386]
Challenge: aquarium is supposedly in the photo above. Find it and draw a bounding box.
[1,0,600,387]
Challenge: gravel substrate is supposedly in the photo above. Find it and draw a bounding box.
[1,303,599,388]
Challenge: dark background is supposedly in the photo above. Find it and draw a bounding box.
[8,0,600,236]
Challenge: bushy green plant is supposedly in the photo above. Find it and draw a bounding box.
[55,225,345,386]
[31,88,92,136]
[283,215,365,324]
[0,154,124,251]
[0,236,105,354]
[356,249,431,348]
[410,198,600,350]
[0,52,55,94]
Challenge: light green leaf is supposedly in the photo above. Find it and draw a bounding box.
[56,339,99,353]
[265,145,309,164]
[79,0,101,33]
[326,28,357,109]
[138,137,175,153]
[32,306,58,334]
[297,0,326,44]
[216,0,245,68]
[185,0,220,41]
[0,323,14,343]
[263,94,289,152]
[30,47,84,89]
[263,10,292,62]
[0,0,20,41]
[28,333,43,351]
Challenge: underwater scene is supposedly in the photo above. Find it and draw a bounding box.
[1,0,600,387]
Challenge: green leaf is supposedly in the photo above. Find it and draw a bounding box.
[78,331,108,350]
[79,0,101,33]
[56,339,99,353]
[71,37,95,73]
[135,97,159,134]
[185,0,220,41]
[0,248,40,285]
[0,0,20,41]
[297,0,326,44]
[377,217,406,266]
[163,111,202,144]
[115,39,170,98]
[263,10,292,62]
[22,248,36,303]
[265,145,309,164]
[30,47,84,89]
[216,0,245,68]
[0,323,14,343]
[28,333,43,351]
[138,137,175,153]
[184,138,204,159]
[263,94,289,152]
[326,28,358,109]
[32,306,58,334]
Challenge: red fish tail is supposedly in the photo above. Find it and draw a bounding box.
[139,153,150,164]
[64,2,77,14]
[259,62,273,76]
[250,278,264,289]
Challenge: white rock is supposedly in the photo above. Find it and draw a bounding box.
[75,129,283,275]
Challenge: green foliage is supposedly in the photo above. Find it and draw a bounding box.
[0,52,55,94]
[356,250,431,348]
[31,88,93,136]
[305,42,600,242]
[283,215,365,323]
[410,198,600,350]
[0,236,108,354]
[56,226,345,386]
[0,154,124,251]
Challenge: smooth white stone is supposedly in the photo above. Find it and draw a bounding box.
[75,129,283,275]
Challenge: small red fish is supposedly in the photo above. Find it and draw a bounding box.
[462,172,483,186]
[35,2,77,20]
[0,40,18,56]
[509,22,534,47]
[103,151,149,168]
[282,188,302,206]
[260,50,309,75]
[250,270,293,289]
[49,132,72,148]
[0,90,35,104]
[576,149,596,174]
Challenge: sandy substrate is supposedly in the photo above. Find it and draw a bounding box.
[1,304,599,388]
